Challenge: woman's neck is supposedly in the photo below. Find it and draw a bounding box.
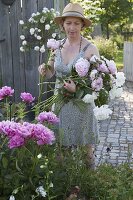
[67,35,82,46]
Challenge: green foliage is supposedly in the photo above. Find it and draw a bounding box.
[1,142,133,199]
[93,36,118,60]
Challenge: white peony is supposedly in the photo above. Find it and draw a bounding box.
[36,36,42,40]
[82,92,97,104]
[22,40,27,45]
[93,105,112,120]
[109,85,123,99]
[115,72,126,87]
[20,46,25,52]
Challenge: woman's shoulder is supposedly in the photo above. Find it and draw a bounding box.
[82,38,100,58]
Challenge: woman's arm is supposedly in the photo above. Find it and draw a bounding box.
[85,43,100,59]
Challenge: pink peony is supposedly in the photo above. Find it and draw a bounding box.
[8,135,25,149]
[75,58,90,77]
[97,62,109,73]
[91,77,103,91]
[31,123,55,145]
[0,86,14,100]
[47,39,60,50]
[37,111,59,124]
[106,60,117,75]
[20,92,35,103]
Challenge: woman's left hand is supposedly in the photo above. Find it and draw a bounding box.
[63,79,76,93]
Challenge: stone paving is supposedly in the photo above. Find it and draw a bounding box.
[95,81,133,167]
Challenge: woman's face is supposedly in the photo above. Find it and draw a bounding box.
[63,17,83,38]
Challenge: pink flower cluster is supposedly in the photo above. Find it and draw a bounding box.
[0,86,14,100]
[0,120,55,149]
[47,39,60,50]
[20,92,35,103]
[75,58,90,77]
[37,111,59,124]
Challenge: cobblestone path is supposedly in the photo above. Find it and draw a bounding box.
[95,81,133,167]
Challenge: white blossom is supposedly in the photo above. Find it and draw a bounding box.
[20,46,25,52]
[42,7,49,12]
[9,195,15,200]
[90,55,100,63]
[36,186,47,197]
[37,36,42,40]
[19,20,24,25]
[52,33,56,38]
[109,85,123,99]
[22,40,27,45]
[20,35,25,40]
[90,69,98,80]
[82,93,97,104]
[31,13,36,17]
[40,45,45,53]
[34,46,40,51]
[93,105,112,120]
[49,182,53,188]
[37,153,42,159]
[45,24,50,30]
[115,72,126,87]
[28,17,35,23]
[30,28,35,35]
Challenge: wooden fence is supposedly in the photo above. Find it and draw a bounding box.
[0,0,68,102]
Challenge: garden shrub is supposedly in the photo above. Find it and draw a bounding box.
[93,36,118,60]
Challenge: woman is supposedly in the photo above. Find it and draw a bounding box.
[38,3,99,167]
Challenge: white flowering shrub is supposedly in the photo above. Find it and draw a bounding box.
[19,7,60,53]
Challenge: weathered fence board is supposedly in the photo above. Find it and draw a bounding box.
[0,0,68,102]
[124,42,133,81]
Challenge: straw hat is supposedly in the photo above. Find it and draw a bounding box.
[54,3,91,27]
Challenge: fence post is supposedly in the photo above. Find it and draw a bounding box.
[123,42,133,81]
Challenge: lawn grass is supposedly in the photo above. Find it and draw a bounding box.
[115,49,123,70]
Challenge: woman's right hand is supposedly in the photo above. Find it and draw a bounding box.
[38,63,46,76]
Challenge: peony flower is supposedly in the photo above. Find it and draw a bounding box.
[20,92,35,103]
[37,111,59,124]
[32,123,55,145]
[75,58,90,77]
[97,62,109,73]
[91,77,103,91]
[82,92,97,104]
[106,59,117,75]
[115,72,125,87]
[90,55,100,63]
[0,86,14,100]
[36,35,42,40]
[34,46,40,51]
[8,134,25,149]
[93,105,112,120]
[90,69,98,80]
[52,33,56,38]
[109,85,123,99]
[22,40,27,45]
[47,38,60,50]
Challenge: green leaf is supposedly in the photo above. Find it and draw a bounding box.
[2,157,8,169]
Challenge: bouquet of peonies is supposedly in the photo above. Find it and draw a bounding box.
[39,43,125,120]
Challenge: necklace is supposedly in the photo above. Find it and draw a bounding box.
[79,36,82,53]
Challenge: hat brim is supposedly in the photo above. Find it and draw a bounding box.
[54,15,91,27]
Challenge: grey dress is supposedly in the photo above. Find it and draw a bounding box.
[54,43,99,146]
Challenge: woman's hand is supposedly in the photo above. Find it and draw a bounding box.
[63,79,76,93]
[38,63,47,76]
